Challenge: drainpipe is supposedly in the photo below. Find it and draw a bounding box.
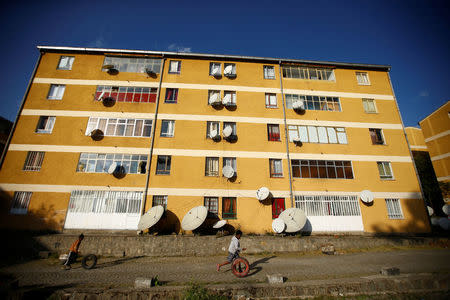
[140,57,166,215]
[278,61,294,208]
[0,51,43,170]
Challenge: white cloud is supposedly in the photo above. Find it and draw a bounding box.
[168,43,192,53]
[88,37,105,48]
[419,90,429,97]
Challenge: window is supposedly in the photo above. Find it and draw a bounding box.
[369,128,384,145]
[205,157,219,176]
[222,197,236,219]
[23,151,45,171]
[282,66,335,81]
[265,93,277,108]
[156,155,171,175]
[210,62,221,76]
[95,86,158,103]
[77,153,147,174]
[223,91,236,105]
[362,99,377,113]
[152,195,167,210]
[206,121,220,138]
[356,72,370,85]
[68,191,142,214]
[267,124,280,141]
[292,160,354,179]
[269,159,283,177]
[204,197,218,215]
[288,125,347,144]
[272,198,285,218]
[208,90,220,105]
[47,84,65,100]
[160,120,175,137]
[385,198,403,219]
[57,56,74,70]
[223,63,236,77]
[86,118,152,137]
[223,122,237,136]
[223,157,237,175]
[286,94,341,111]
[264,65,275,79]
[36,116,55,134]
[169,60,181,74]
[102,56,161,73]
[295,195,361,216]
[165,88,178,103]
[10,192,32,214]
[377,162,393,180]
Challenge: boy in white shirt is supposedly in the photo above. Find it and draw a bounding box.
[217,230,246,271]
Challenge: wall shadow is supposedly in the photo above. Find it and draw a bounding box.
[94,256,144,269]
[149,210,180,235]
[246,255,277,277]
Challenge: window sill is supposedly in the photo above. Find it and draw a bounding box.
[168,72,180,75]
[357,83,371,86]
[268,140,281,142]
[156,173,171,176]
[364,111,378,114]
[265,106,278,109]
[380,178,395,181]
[270,176,284,178]
[36,131,52,134]
[160,135,174,138]
[222,217,237,220]
[264,77,276,80]
[164,101,178,104]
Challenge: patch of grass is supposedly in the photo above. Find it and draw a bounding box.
[183,282,229,300]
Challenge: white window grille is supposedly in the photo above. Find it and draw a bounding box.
[385,198,403,219]
[102,57,161,73]
[282,66,335,81]
[206,121,220,138]
[86,117,152,137]
[23,151,45,171]
[36,116,56,134]
[295,195,361,216]
[10,191,32,214]
[265,93,277,108]
[263,65,275,79]
[77,153,147,174]
[362,99,377,113]
[288,125,347,144]
[152,195,167,210]
[160,120,175,137]
[95,86,158,103]
[377,162,393,180]
[57,56,75,70]
[205,157,219,176]
[68,191,142,214]
[204,197,219,215]
[356,72,370,85]
[47,84,65,100]
[286,94,341,111]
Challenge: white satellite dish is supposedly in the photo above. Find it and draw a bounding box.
[360,190,374,204]
[222,165,235,178]
[427,206,434,216]
[107,162,118,174]
[222,94,231,105]
[272,218,286,233]
[442,204,450,215]
[438,217,449,230]
[213,220,227,229]
[223,126,233,137]
[209,129,218,139]
[292,100,305,110]
[212,66,220,75]
[256,187,270,201]
[224,65,233,75]
[279,208,307,233]
[137,205,164,231]
[181,206,208,231]
[209,93,219,104]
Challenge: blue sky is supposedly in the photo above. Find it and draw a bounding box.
[0,0,448,127]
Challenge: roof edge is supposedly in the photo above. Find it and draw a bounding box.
[418,100,450,123]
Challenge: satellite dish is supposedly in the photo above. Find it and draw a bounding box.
[181,206,208,231]
[137,205,164,230]
[107,162,118,174]
[427,206,434,216]
[212,66,220,76]
[90,129,104,141]
[279,208,307,233]
[209,129,218,139]
[145,67,155,75]
[223,126,233,138]
[222,94,231,105]
[443,204,450,215]
[224,65,233,75]
[256,187,270,201]
[209,93,220,105]
[292,137,302,146]
[272,218,286,233]
[213,220,227,229]
[96,91,105,101]
[292,100,305,110]
[438,217,449,230]
[430,217,440,226]
[102,64,115,70]
[360,190,374,204]
[222,165,235,178]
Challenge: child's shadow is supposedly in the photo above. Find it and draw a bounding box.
[246,255,276,277]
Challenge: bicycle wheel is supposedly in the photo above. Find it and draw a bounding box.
[81,254,97,269]
[231,257,250,277]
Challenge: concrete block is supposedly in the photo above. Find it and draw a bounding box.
[267,274,284,284]
[380,267,400,276]
[321,244,335,255]
[135,277,153,289]
[38,251,50,259]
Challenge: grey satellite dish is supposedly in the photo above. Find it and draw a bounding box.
[427,206,434,216]
[107,162,118,174]
[209,129,218,139]
[137,205,164,231]
[292,100,305,110]
[438,217,449,230]
[223,126,233,138]
[224,65,233,75]
[222,94,231,105]
[272,218,286,233]
[279,208,307,233]
[213,220,227,229]
[442,204,450,215]
[256,187,270,201]
[212,66,220,75]
[222,165,235,178]
[181,206,208,231]
[360,190,374,204]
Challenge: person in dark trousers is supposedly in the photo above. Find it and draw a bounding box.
[217,230,246,271]
[63,234,84,270]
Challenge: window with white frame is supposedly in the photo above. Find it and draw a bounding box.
[206,121,220,138]
[165,88,178,103]
[377,162,393,180]
[292,160,354,179]
[282,66,335,81]
[362,99,377,113]
[263,65,275,79]
[23,151,45,171]
[85,118,152,137]
[223,157,237,174]
[102,56,161,73]
[369,128,385,145]
[265,93,277,108]
[36,116,55,134]
[169,60,181,74]
[160,120,175,137]
[68,190,142,214]
[208,90,220,105]
[205,157,219,176]
[223,122,236,135]
[385,198,403,219]
[77,153,147,174]
[57,56,75,70]
[95,86,158,103]
[295,195,361,216]
[152,195,168,210]
[285,94,341,111]
[10,191,32,214]
[223,91,236,105]
[269,159,283,177]
[156,155,171,175]
[288,125,347,144]
[209,62,221,76]
[204,197,218,215]
[356,72,370,85]
[47,84,65,100]
[223,63,236,76]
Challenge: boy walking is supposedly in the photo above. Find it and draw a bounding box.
[63,234,84,270]
[217,230,246,271]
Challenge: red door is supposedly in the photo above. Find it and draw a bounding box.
[272,198,285,218]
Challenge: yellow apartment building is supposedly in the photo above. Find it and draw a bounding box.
[405,127,428,152]
[0,46,431,234]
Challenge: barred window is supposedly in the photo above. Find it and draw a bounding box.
[222,197,237,219]
[152,195,167,210]
[77,153,147,174]
[156,155,171,175]
[23,151,45,171]
[57,56,74,70]
[292,160,354,179]
[205,157,219,176]
[204,197,219,215]
[85,117,152,137]
[286,94,341,111]
[267,124,281,141]
[377,162,393,180]
[47,84,65,100]
[269,159,283,177]
[10,192,32,214]
[288,125,347,144]
[68,191,142,214]
[385,198,403,219]
[102,56,161,73]
[36,116,56,134]
[282,66,335,81]
[263,65,275,79]
[95,86,158,103]
[295,195,361,216]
